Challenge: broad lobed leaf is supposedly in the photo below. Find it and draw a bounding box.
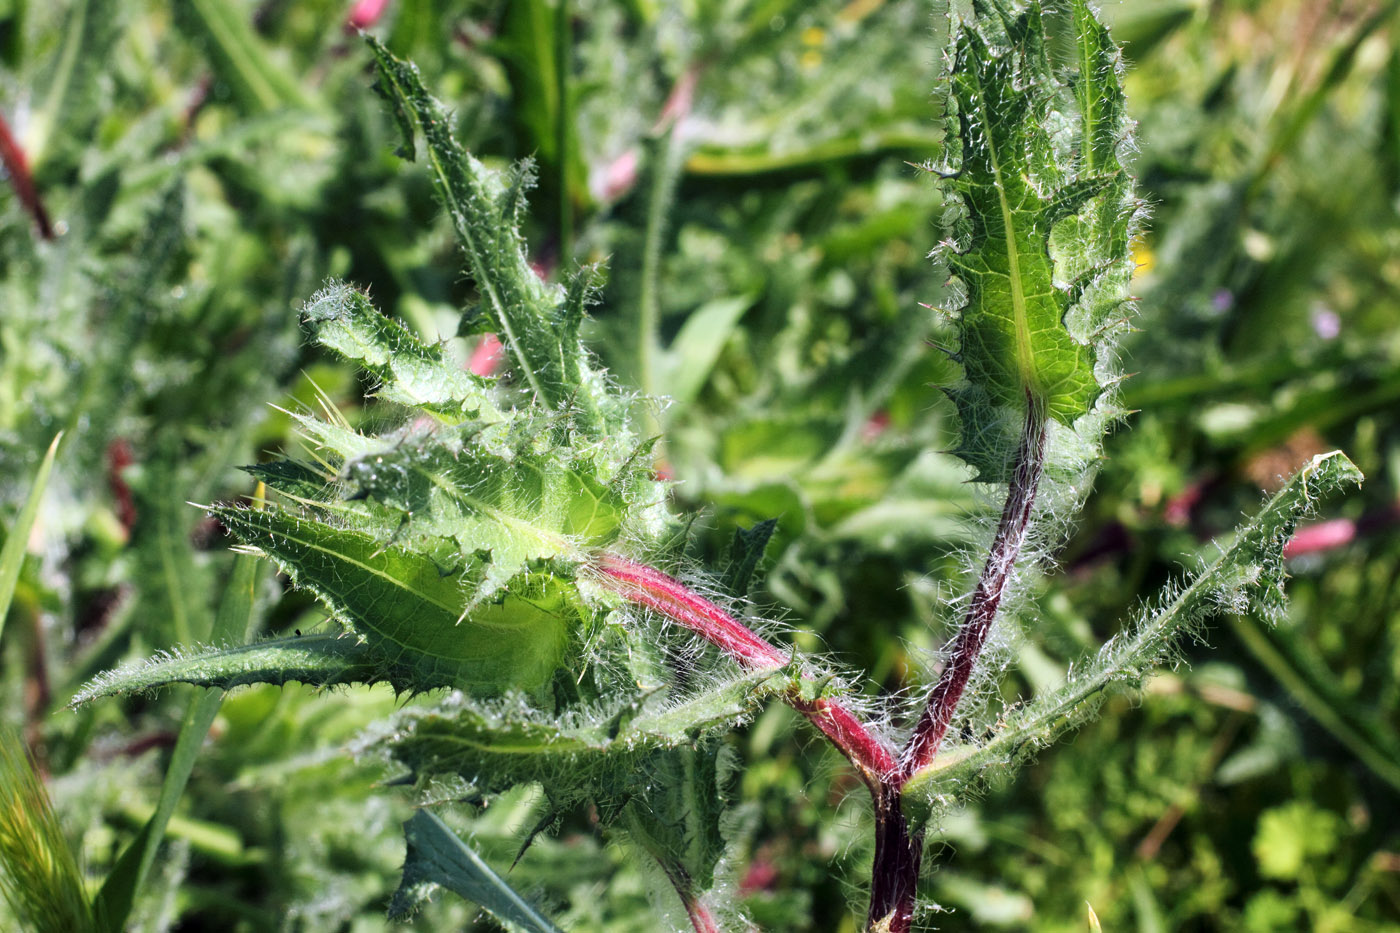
[936,0,1139,481]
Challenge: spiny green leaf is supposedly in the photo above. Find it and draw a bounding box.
[388,809,565,931]
[380,669,786,805]
[69,635,382,702]
[903,451,1363,819]
[366,37,612,433]
[212,506,581,695]
[619,743,738,903]
[272,424,635,601]
[303,283,505,424]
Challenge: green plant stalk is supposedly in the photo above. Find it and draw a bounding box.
[637,127,685,432]
[554,0,573,260]
[183,0,314,113]
[1229,613,1400,793]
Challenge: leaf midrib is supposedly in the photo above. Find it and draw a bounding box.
[377,55,551,405]
[967,54,1038,399]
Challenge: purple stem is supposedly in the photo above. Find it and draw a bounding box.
[900,396,1047,780]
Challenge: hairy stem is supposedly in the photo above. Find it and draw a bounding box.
[593,554,896,781]
[866,784,922,933]
[901,394,1047,779]
[675,879,719,933]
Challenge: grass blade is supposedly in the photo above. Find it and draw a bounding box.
[92,534,263,932]
[0,432,62,643]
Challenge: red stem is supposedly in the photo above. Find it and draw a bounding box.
[593,554,897,781]
[900,395,1047,781]
[0,110,54,240]
[681,893,720,933]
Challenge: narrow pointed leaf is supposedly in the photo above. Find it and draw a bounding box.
[388,809,565,931]
[69,635,384,703]
[0,432,61,644]
[367,37,610,432]
[93,549,263,932]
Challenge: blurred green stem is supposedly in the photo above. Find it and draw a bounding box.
[1229,613,1400,793]
[554,0,572,260]
[637,127,685,436]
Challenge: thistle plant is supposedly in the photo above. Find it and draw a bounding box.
[74,3,1362,931]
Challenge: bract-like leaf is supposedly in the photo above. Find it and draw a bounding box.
[388,809,565,931]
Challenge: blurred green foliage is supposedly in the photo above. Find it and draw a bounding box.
[0,0,1396,929]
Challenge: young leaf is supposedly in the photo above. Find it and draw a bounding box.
[303,283,505,424]
[367,37,613,432]
[936,2,1131,481]
[721,518,778,599]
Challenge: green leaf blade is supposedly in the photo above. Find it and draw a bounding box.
[92,550,263,933]
[937,1,1139,480]
[388,809,565,932]
[69,635,381,703]
[213,506,577,695]
[0,432,61,644]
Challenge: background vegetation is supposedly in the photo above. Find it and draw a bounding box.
[0,0,1397,929]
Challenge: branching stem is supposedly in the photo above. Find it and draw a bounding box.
[598,392,1047,931]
